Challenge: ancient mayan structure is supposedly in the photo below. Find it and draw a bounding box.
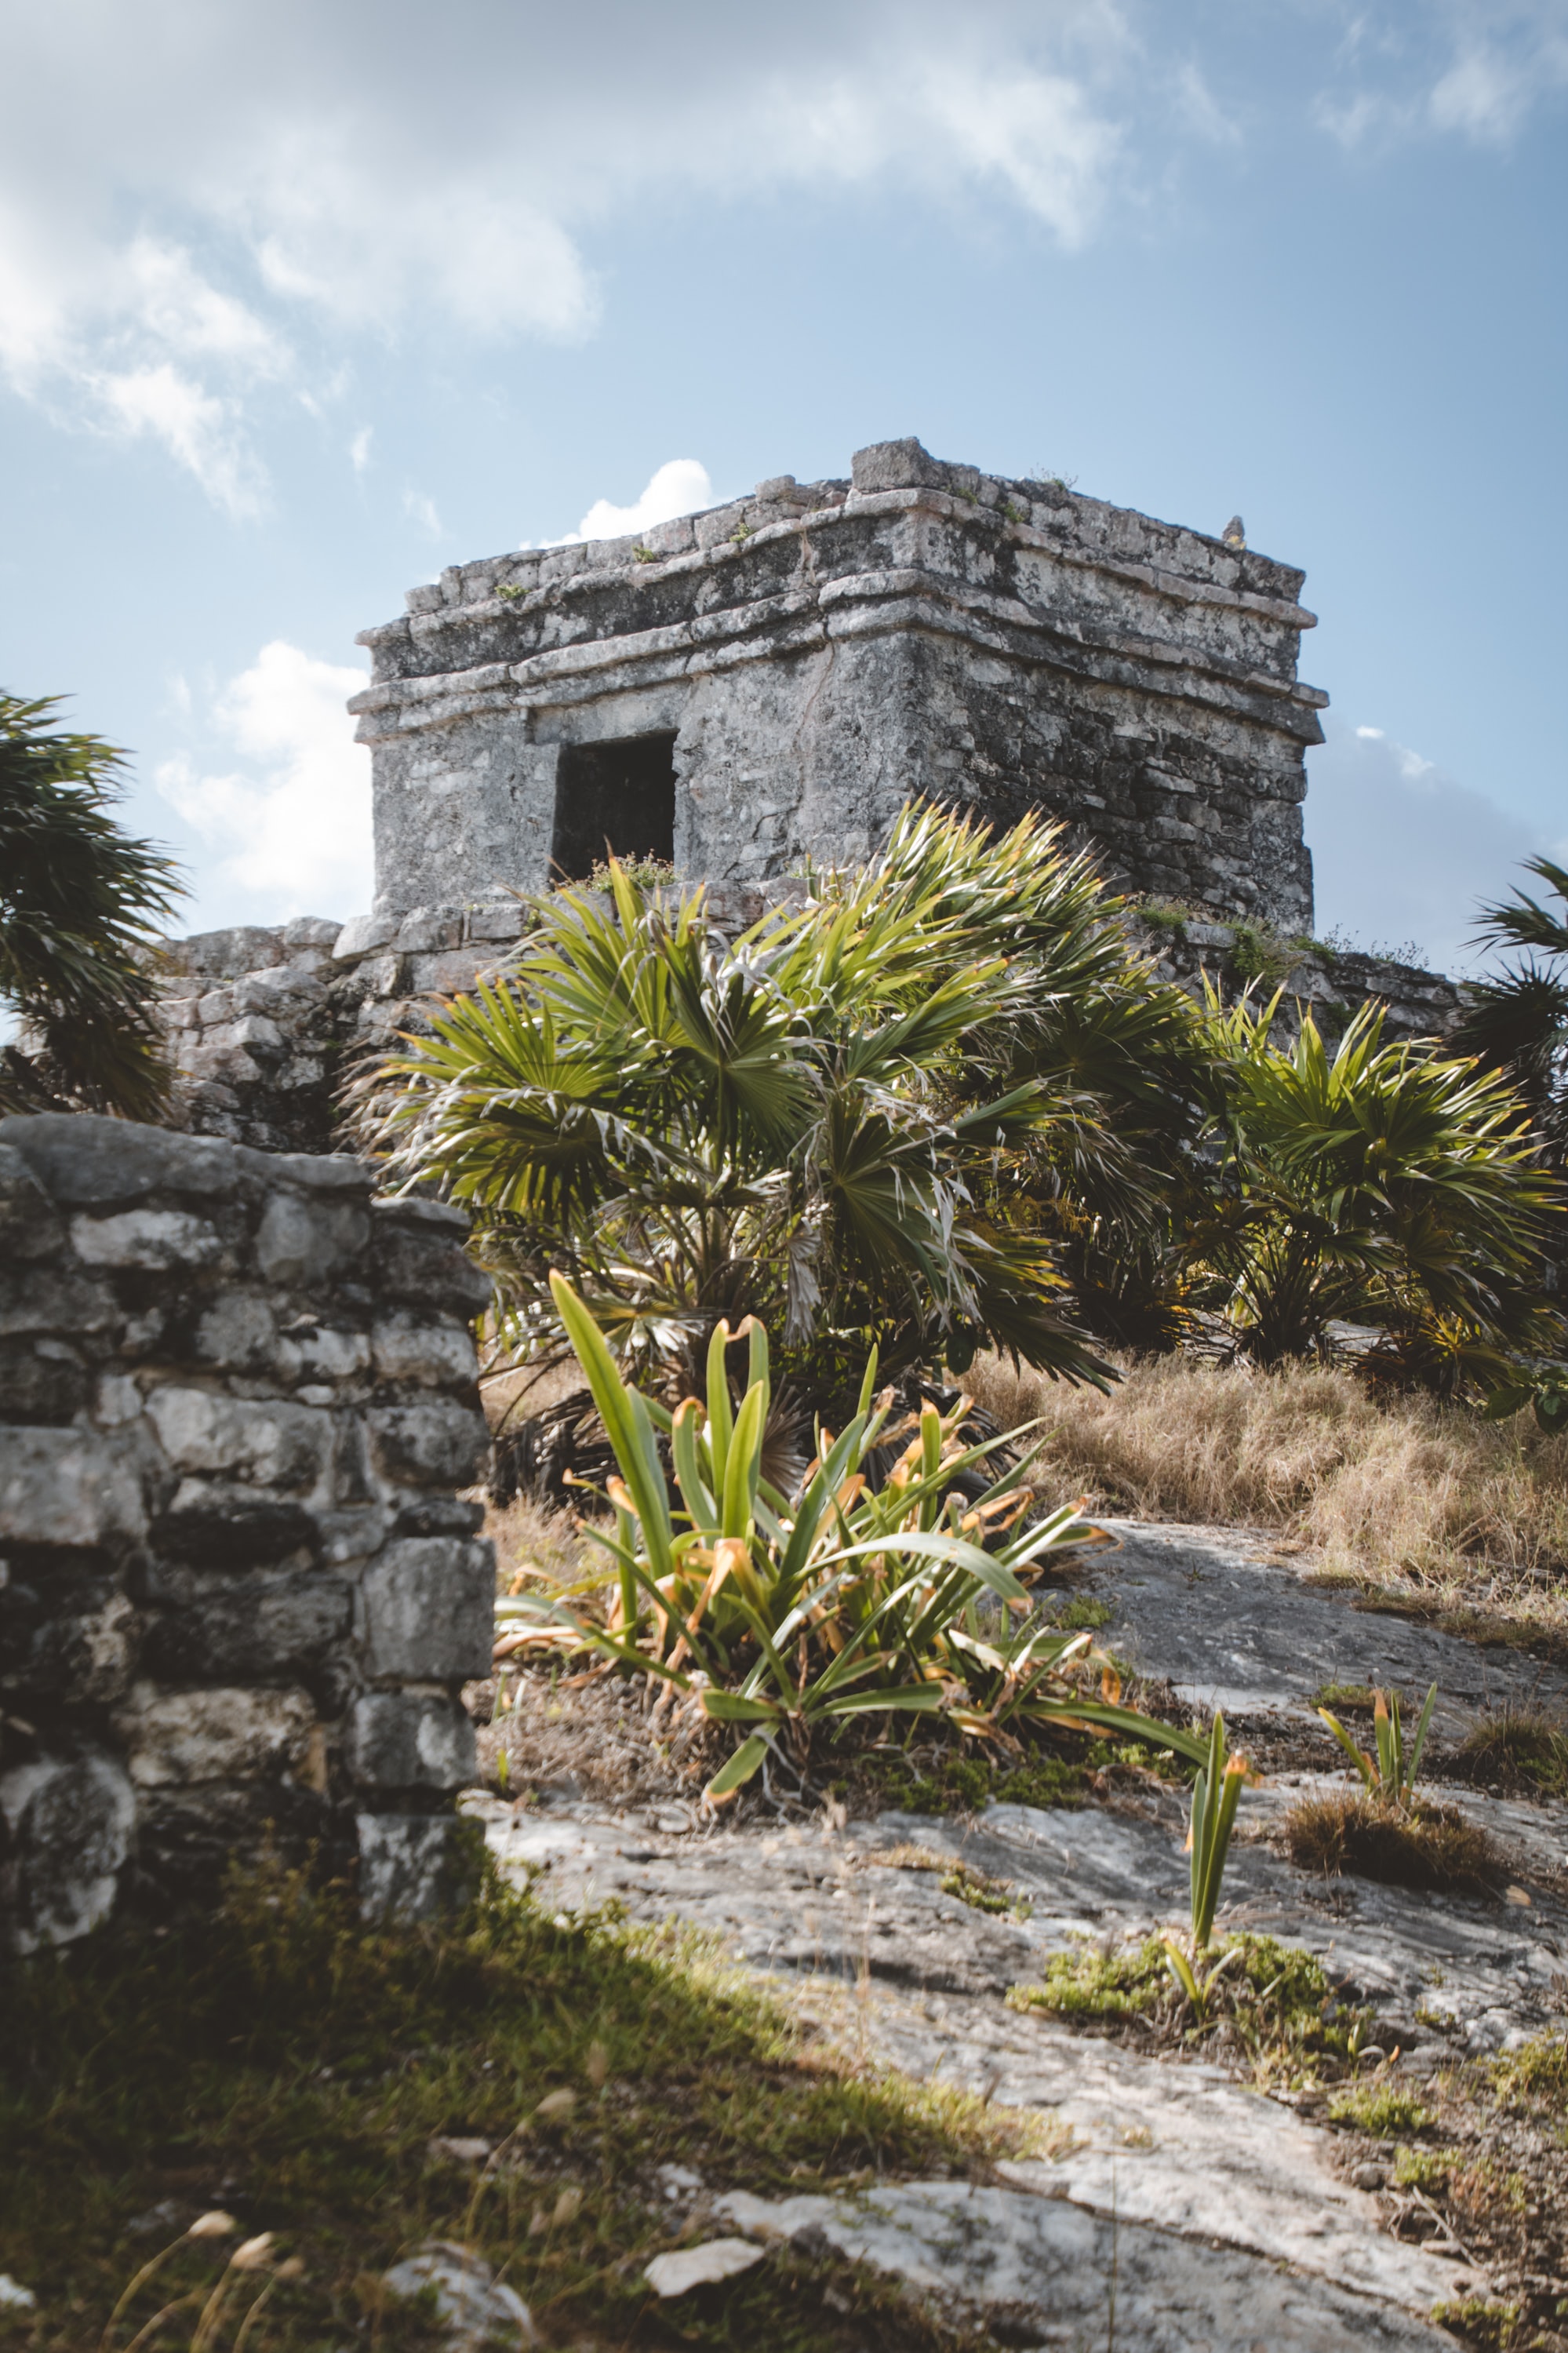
[351,437,1329,934]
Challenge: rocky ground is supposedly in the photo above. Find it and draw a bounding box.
[468,1520,1568,2352]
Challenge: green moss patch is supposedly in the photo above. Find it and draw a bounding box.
[1007,1933,1372,2082]
[1326,2082,1435,2136]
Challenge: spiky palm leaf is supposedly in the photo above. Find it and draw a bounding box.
[354,803,1210,1401]
[0,695,183,1117]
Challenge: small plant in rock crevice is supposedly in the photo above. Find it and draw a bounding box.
[1318,1680,1438,1808]
[1161,1712,1249,2012]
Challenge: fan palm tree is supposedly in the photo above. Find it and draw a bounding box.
[1186,990,1559,1385]
[1454,856,1568,1162]
[1,695,183,1119]
[354,803,1210,1405]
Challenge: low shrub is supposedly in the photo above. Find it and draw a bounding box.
[1282,1792,1496,1893]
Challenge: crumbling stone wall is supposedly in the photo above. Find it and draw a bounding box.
[0,1114,494,1951]
[151,898,1470,1160]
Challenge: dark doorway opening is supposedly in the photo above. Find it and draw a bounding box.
[550,732,677,881]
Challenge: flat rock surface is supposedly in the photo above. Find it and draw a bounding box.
[1086,1519,1568,1733]
[477,1518,1568,2347]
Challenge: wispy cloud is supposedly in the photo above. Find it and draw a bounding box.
[1315,1,1568,151]
[402,487,443,538]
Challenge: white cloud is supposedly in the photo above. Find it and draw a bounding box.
[1315,2,1568,151]
[402,488,443,538]
[0,2,1141,509]
[92,362,265,518]
[349,425,373,473]
[157,641,372,919]
[561,458,715,545]
[1306,716,1546,974]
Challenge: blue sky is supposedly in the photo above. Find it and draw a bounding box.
[2,0,1564,973]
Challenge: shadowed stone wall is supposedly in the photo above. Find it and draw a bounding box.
[0,1115,494,1952]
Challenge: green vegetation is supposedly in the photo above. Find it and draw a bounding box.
[1326,2080,1435,2135]
[0,1855,1024,2353]
[1429,2299,1523,2351]
[498,1280,1202,1801]
[1282,1790,1494,1893]
[1492,2031,1568,2113]
[1318,1681,1437,1807]
[1392,2144,1460,2191]
[355,803,1212,1398]
[1460,1706,1568,1794]
[1194,993,1555,1379]
[0,693,183,1117]
[1009,1932,1371,2081]
[1313,1681,1378,1712]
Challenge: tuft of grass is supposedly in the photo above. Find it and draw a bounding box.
[1491,2032,1568,2114]
[963,1351,1568,1648]
[1327,2081,1435,2135]
[1314,1682,1377,1712]
[1460,1706,1568,1796]
[939,1863,1031,1919]
[1049,1596,1115,1631]
[0,1853,1026,2353]
[1282,1791,1496,1893]
[1009,1932,1370,2082]
[1428,2297,1523,2351]
[1393,2144,1461,2191]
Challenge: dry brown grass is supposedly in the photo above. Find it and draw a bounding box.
[1282,1790,1497,1892]
[965,1353,1568,1647]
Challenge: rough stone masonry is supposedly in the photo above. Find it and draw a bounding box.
[0,1115,495,1951]
[352,436,1329,934]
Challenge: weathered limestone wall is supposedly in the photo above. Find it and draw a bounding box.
[150,901,1469,1160]
[0,1115,494,1951]
[353,437,1327,936]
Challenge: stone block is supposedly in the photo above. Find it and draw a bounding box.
[850,436,948,494]
[143,1572,351,1681]
[408,949,486,997]
[0,1143,64,1263]
[116,1681,317,1787]
[357,1813,480,1921]
[146,1388,335,1492]
[393,1496,486,1538]
[371,1313,479,1390]
[369,1402,490,1488]
[347,1692,475,1790]
[293,1325,372,1381]
[464,901,527,942]
[362,1537,495,1680]
[149,1481,319,1568]
[192,1291,282,1373]
[175,926,287,978]
[16,1589,140,1707]
[333,912,398,961]
[282,916,343,949]
[0,1115,238,1204]
[70,1209,224,1270]
[0,1749,136,1953]
[393,907,463,953]
[371,1208,492,1317]
[0,1263,118,1339]
[0,1339,90,1422]
[253,1192,369,1286]
[0,1426,146,1546]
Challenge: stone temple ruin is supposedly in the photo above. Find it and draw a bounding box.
[352,435,1326,934]
[0,440,1466,1948]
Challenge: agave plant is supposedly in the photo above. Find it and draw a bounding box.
[353,801,1209,1405]
[1318,1682,1437,1811]
[499,1276,1206,1804]
[1188,991,1559,1380]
